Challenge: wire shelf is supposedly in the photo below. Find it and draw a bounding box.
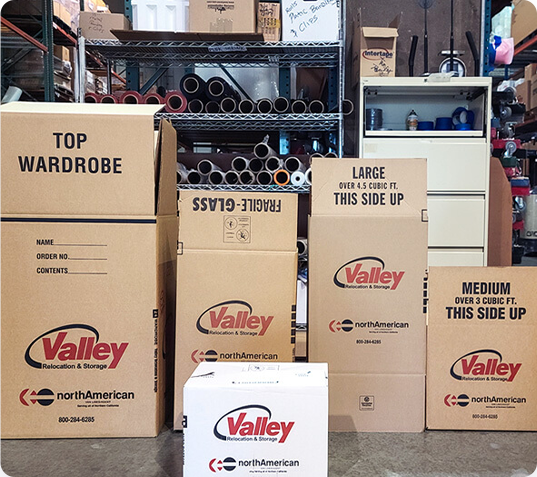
[156,112,340,131]
[177,184,310,194]
[85,39,342,68]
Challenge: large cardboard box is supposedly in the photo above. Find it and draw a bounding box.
[258,2,281,41]
[427,267,537,431]
[183,362,328,476]
[1,102,177,438]
[511,0,537,47]
[79,12,131,40]
[281,0,340,42]
[308,158,428,432]
[189,0,257,34]
[352,14,399,86]
[530,65,537,111]
[174,190,298,429]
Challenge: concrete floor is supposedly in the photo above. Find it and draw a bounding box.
[2,427,536,476]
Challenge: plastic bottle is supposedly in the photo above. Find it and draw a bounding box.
[407,110,418,131]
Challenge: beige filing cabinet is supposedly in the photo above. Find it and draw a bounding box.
[358,77,492,266]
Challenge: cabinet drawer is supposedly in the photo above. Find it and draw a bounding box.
[428,196,486,247]
[362,138,488,192]
[428,249,485,266]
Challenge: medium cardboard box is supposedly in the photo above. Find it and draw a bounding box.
[79,12,131,40]
[174,190,298,429]
[511,0,537,47]
[281,0,340,42]
[308,158,428,432]
[515,79,531,107]
[258,2,280,41]
[531,72,537,111]
[1,102,177,438]
[352,14,399,86]
[189,0,257,34]
[183,362,328,476]
[427,267,537,431]
[54,45,71,62]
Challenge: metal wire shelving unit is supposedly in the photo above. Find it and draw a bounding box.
[177,184,310,194]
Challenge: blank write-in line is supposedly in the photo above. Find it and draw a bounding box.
[68,258,108,261]
[54,244,107,247]
[68,272,108,275]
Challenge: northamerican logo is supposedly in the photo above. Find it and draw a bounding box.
[333,257,405,290]
[19,388,54,406]
[444,394,470,407]
[196,300,274,337]
[214,405,295,444]
[25,324,128,370]
[450,349,522,383]
[209,457,237,473]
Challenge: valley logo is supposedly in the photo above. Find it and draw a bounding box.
[214,405,295,444]
[25,324,129,370]
[450,349,522,383]
[333,257,405,291]
[19,388,54,406]
[196,300,274,337]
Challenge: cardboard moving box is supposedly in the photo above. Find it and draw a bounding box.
[174,190,298,430]
[511,0,537,47]
[308,158,428,432]
[427,267,537,431]
[183,362,328,476]
[79,12,131,40]
[1,103,177,438]
[189,0,257,34]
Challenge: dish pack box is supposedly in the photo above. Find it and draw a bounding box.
[183,362,328,476]
[1,102,177,438]
[189,0,257,33]
[352,13,399,86]
[427,267,537,431]
[174,190,298,429]
[308,158,428,432]
[281,0,340,42]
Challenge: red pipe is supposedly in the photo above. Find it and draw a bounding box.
[164,91,187,113]
[120,91,144,104]
[143,93,164,104]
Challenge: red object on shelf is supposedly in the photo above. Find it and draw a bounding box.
[513,220,525,230]
[511,186,531,196]
[119,91,144,104]
[504,167,517,178]
[84,92,100,103]
[143,93,164,105]
[164,91,187,113]
[100,94,118,103]
[492,138,521,150]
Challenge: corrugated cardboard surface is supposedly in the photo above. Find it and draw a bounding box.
[511,0,537,47]
[427,267,537,431]
[184,363,328,476]
[488,157,512,266]
[79,12,131,40]
[1,104,177,438]
[308,158,428,432]
[189,0,257,33]
[174,191,298,429]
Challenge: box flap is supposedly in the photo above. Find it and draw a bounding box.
[155,119,178,216]
[362,27,399,39]
[310,158,427,217]
[178,190,298,252]
[1,102,164,217]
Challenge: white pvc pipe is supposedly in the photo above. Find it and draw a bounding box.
[291,170,306,186]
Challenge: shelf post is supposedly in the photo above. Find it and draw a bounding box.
[279,67,291,154]
[42,0,55,101]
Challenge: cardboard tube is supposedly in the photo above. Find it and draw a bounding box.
[84,92,100,103]
[187,170,206,185]
[232,156,250,172]
[143,93,163,104]
[239,99,256,114]
[256,98,273,114]
[305,168,312,185]
[285,156,306,173]
[224,170,240,185]
[291,100,308,114]
[256,170,273,185]
[265,156,283,172]
[308,100,325,114]
[274,169,290,186]
[180,73,206,100]
[187,99,204,113]
[239,170,256,185]
[120,91,143,104]
[273,97,290,114]
[220,97,238,113]
[310,152,324,158]
[209,170,225,185]
[164,91,187,113]
[205,101,220,114]
[343,99,354,116]
[249,158,264,173]
[291,170,306,186]
[176,162,190,184]
[297,237,308,257]
[197,159,220,175]
[254,142,277,160]
[100,94,117,103]
[325,152,338,158]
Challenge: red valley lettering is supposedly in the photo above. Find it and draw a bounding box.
[345,263,404,290]
[227,412,295,443]
[209,307,273,336]
[461,355,521,382]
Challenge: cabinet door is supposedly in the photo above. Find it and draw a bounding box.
[428,195,486,247]
[428,249,485,266]
[362,138,488,193]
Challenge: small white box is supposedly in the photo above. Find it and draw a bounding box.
[281,0,340,42]
[184,362,328,476]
